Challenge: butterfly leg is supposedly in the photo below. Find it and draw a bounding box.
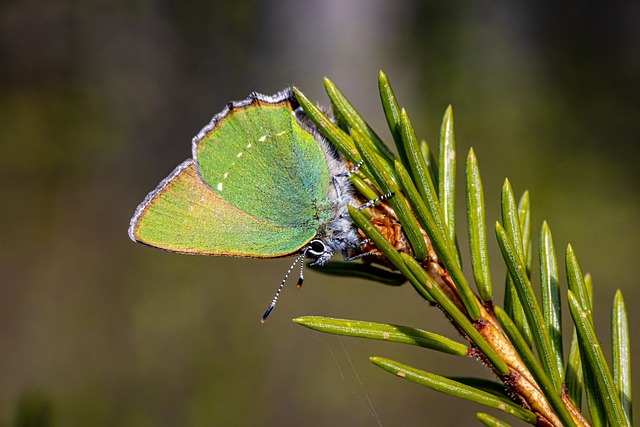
[335,160,364,179]
[358,192,395,211]
[332,160,364,200]
[345,160,364,175]
[356,238,371,248]
[340,237,381,262]
[342,250,380,262]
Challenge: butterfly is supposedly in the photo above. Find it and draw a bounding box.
[129,88,362,319]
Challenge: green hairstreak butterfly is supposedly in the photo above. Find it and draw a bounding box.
[129,88,362,319]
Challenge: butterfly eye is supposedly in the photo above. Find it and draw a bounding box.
[307,239,327,256]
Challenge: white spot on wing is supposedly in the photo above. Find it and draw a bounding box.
[258,135,267,142]
[246,143,252,149]
[237,152,243,158]
[223,172,229,179]
[217,182,223,191]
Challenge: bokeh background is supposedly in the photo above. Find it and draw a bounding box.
[2,1,639,426]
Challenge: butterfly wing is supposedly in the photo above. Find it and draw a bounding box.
[129,159,318,257]
[129,90,332,257]
[194,90,332,228]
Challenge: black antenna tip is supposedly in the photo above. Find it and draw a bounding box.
[261,304,275,323]
[296,276,304,288]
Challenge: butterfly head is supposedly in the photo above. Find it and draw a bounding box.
[305,238,332,266]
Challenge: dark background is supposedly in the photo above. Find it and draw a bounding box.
[1,1,639,425]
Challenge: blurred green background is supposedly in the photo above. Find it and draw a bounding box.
[2,1,639,426]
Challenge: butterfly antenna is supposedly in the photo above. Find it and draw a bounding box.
[296,253,306,288]
[261,251,306,323]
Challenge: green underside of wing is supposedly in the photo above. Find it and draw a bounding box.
[131,160,317,257]
[196,101,332,226]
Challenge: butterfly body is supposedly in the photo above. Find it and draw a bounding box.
[129,88,360,266]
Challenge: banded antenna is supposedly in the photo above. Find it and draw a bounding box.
[261,249,308,323]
